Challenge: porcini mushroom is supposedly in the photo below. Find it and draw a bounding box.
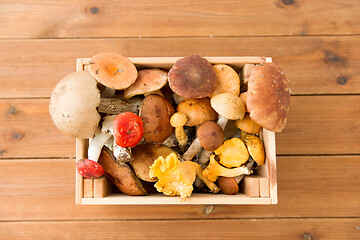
[170,112,189,148]
[49,71,101,138]
[246,62,290,132]
[130,143,175,182]
[141,95,175,143]
[177,98,218,126]
[87,52,138,90]
[168,55,217,99]
[210,64,240,97]
[203,155,251,182]
[124,69,168,99]
[98,147,147,196]
[217,177,239,195]
[197,121,224,151]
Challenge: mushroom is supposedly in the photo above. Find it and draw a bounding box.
[49,71,101,138]
[168,55,217,99]
[246,62,290,132]
[98,147,147,196]
[202,155,251,182]
[214,138,249,168]
[87,52,138,90]
[170,112,189,148]
[210,64,240,97]
[130,143,175,182]
[217,177,239,195]
[235,113,262,134]
[141,95,175,143]
[197,121,224,151]
[240,64,254,92]
[239,92,248,111]
[183,93,245,162]
[177,98,218,126]
[242,133,265,165]
[149,152,220,201]
[124,69,168,99]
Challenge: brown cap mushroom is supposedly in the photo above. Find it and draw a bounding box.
[141,95,175,143]
[131,143,175,182]
[197,121,224,151]
[247,62,290,132]
[210,64,240,98]
[217,177,239,195]
[49,71,101,138]
[98,147,147,196]
[124,69,168,99]
[177,98,218,126]
[88,52,138,90]
[168,55,217,98]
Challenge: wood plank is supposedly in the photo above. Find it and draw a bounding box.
[1,96,359,158]
[0,0,359,39]
[0,156,359,220]
[1,36,360,98]
[1,218,359,240]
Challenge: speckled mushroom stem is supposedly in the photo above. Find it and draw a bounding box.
[97,97,143,115]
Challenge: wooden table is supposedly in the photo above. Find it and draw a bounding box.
[1,1,359,239]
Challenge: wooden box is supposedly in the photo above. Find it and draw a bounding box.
[75,56,278,205]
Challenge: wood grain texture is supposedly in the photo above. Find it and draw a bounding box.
[1,156,359,221]
[1,218,359,240]
[1,96,359,158]
[1,36,359,98]
[0,0,359,38]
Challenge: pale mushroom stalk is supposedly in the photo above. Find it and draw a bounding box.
[87,115,115,162]
[170,112,189,149]
[234,158,255,184]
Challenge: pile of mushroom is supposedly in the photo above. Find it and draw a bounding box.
[49,53,290,200]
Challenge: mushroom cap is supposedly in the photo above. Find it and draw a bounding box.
[197,121,224,151]
[210,93,245,120]
[214,138,249,168]
[243,133,265,166]
[88,52,138,90]
[141,95,175,143]
[124,69,168,99]
[217,177,239,195]
[98,147,147,196]
[210,64,240,98]
[131,143,175,182]
[170,112,189,128]
[239,92,248,112]
[49,71,101,138]
[177,98,218,126]
[247,63,290,132]
[168,55,217,98]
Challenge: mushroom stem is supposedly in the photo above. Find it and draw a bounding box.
[234,158,255,184]
[97,97,143,115]
[175,127,188,148]
[193,163,220,193]
[88,132,112,162]
[182,116,228,162]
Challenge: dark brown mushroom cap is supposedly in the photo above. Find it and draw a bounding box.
[168,55,217,98]
[141,95,175,143]
[88,52,138,90]
[131,143,175,182]
[247,63,290,132]
[217,177,239,195]
[197,121,224,151]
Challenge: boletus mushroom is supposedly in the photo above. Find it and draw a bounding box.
[197,121,224,151]
[88,52,138,90]
[168,55,217,99]
[98,147,147,196]
[246,62,290,132]
[141,94,175,143]
[217,177,239,195]
[131,143,175,182]
[124,69,168,99]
